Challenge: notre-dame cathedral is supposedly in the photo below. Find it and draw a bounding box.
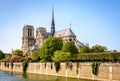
[22,8,84,54]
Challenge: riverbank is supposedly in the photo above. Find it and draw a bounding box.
[0,70,92,81]
[0,62,120,81]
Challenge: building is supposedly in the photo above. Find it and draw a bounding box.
[22,8,84,54]
[22,25,35,54]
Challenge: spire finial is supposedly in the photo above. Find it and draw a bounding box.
[69,23,71,29]
[51,6,55,36]
[11,48,13,53]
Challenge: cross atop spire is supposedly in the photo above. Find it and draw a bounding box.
[51,7,55,36]
[69,23,71,29]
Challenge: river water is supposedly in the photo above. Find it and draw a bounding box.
[0,70,94,81]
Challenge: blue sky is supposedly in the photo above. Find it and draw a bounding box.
[0,0,120,53]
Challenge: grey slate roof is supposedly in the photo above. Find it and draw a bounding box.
[54,28,76,37]
[42,32,52,38]
[31,45,39,51]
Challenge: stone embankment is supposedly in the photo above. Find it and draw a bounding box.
[0,62,120,81]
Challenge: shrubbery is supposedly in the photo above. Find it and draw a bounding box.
[12,49,23,56]
[52,51,71,62]
[79,46,90,54]
[72,52,120,62]
[62,42,78,55]
[32,50,40,62]
[76,62,79,74]
[1,57,10,62]
[22,60,29,73]
[92,62,100,75]
[54,62,60,73]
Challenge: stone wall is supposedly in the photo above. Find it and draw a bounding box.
[0,62,120,81]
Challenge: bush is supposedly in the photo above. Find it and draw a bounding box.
[52,51,71,62]
[4,62,6,67]
[74,52,120,62]
[1,57,10,62]
[32,50,40,62]
[0,50,5,60]
[79,46,90,54]
[54,62,60,73]
[44,62,47,68]
[66,62,69,69]
[91,45,107,53]
[40,59,47,62]
[62,42,79,55]
[92,62,100,75]
[12,49,23,56]
[22,60,29,73]
[76,62,79,74]
[51,63,53,69]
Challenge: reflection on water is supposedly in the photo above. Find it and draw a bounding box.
[0,70,95,81]
[22,73,28,78]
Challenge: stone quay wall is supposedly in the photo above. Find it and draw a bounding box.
[0,62,120,81]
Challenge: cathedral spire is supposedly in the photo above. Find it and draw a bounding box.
[51,7,55,36]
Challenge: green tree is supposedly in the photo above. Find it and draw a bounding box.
[32,50,40,61]
[91,45,107,53]
[79,46,90,54]
[52,51,71,62]
[1,56,10,62]
[12,49,23,56]
[39,36,63,61]
[62,42,79,55]
[0,50,5,60]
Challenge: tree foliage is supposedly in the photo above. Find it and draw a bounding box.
[39,36,63,61]
[32,50,40,61]
[79,46,91,54]
[91,45,107,53]
[52,51,71,62]
[0,50,5,60]
[71,52,120,62]
[1,56,10,62]
[62,42,79,55]
[12,49,23,56]
[10,55,23,62]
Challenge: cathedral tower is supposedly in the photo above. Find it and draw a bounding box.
[22,25,35,53]
[51,7,55,36]
[36,27,46,48]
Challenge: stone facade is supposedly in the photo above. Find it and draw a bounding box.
[22,25,35,54]
[36,27,51,48]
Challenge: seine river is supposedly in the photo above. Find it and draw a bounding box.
[0,70,95,81]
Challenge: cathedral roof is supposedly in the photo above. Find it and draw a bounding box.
[31,45,39,51]
[54,28,76,37]
[36,27,46,30]
[42,32,52,38]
